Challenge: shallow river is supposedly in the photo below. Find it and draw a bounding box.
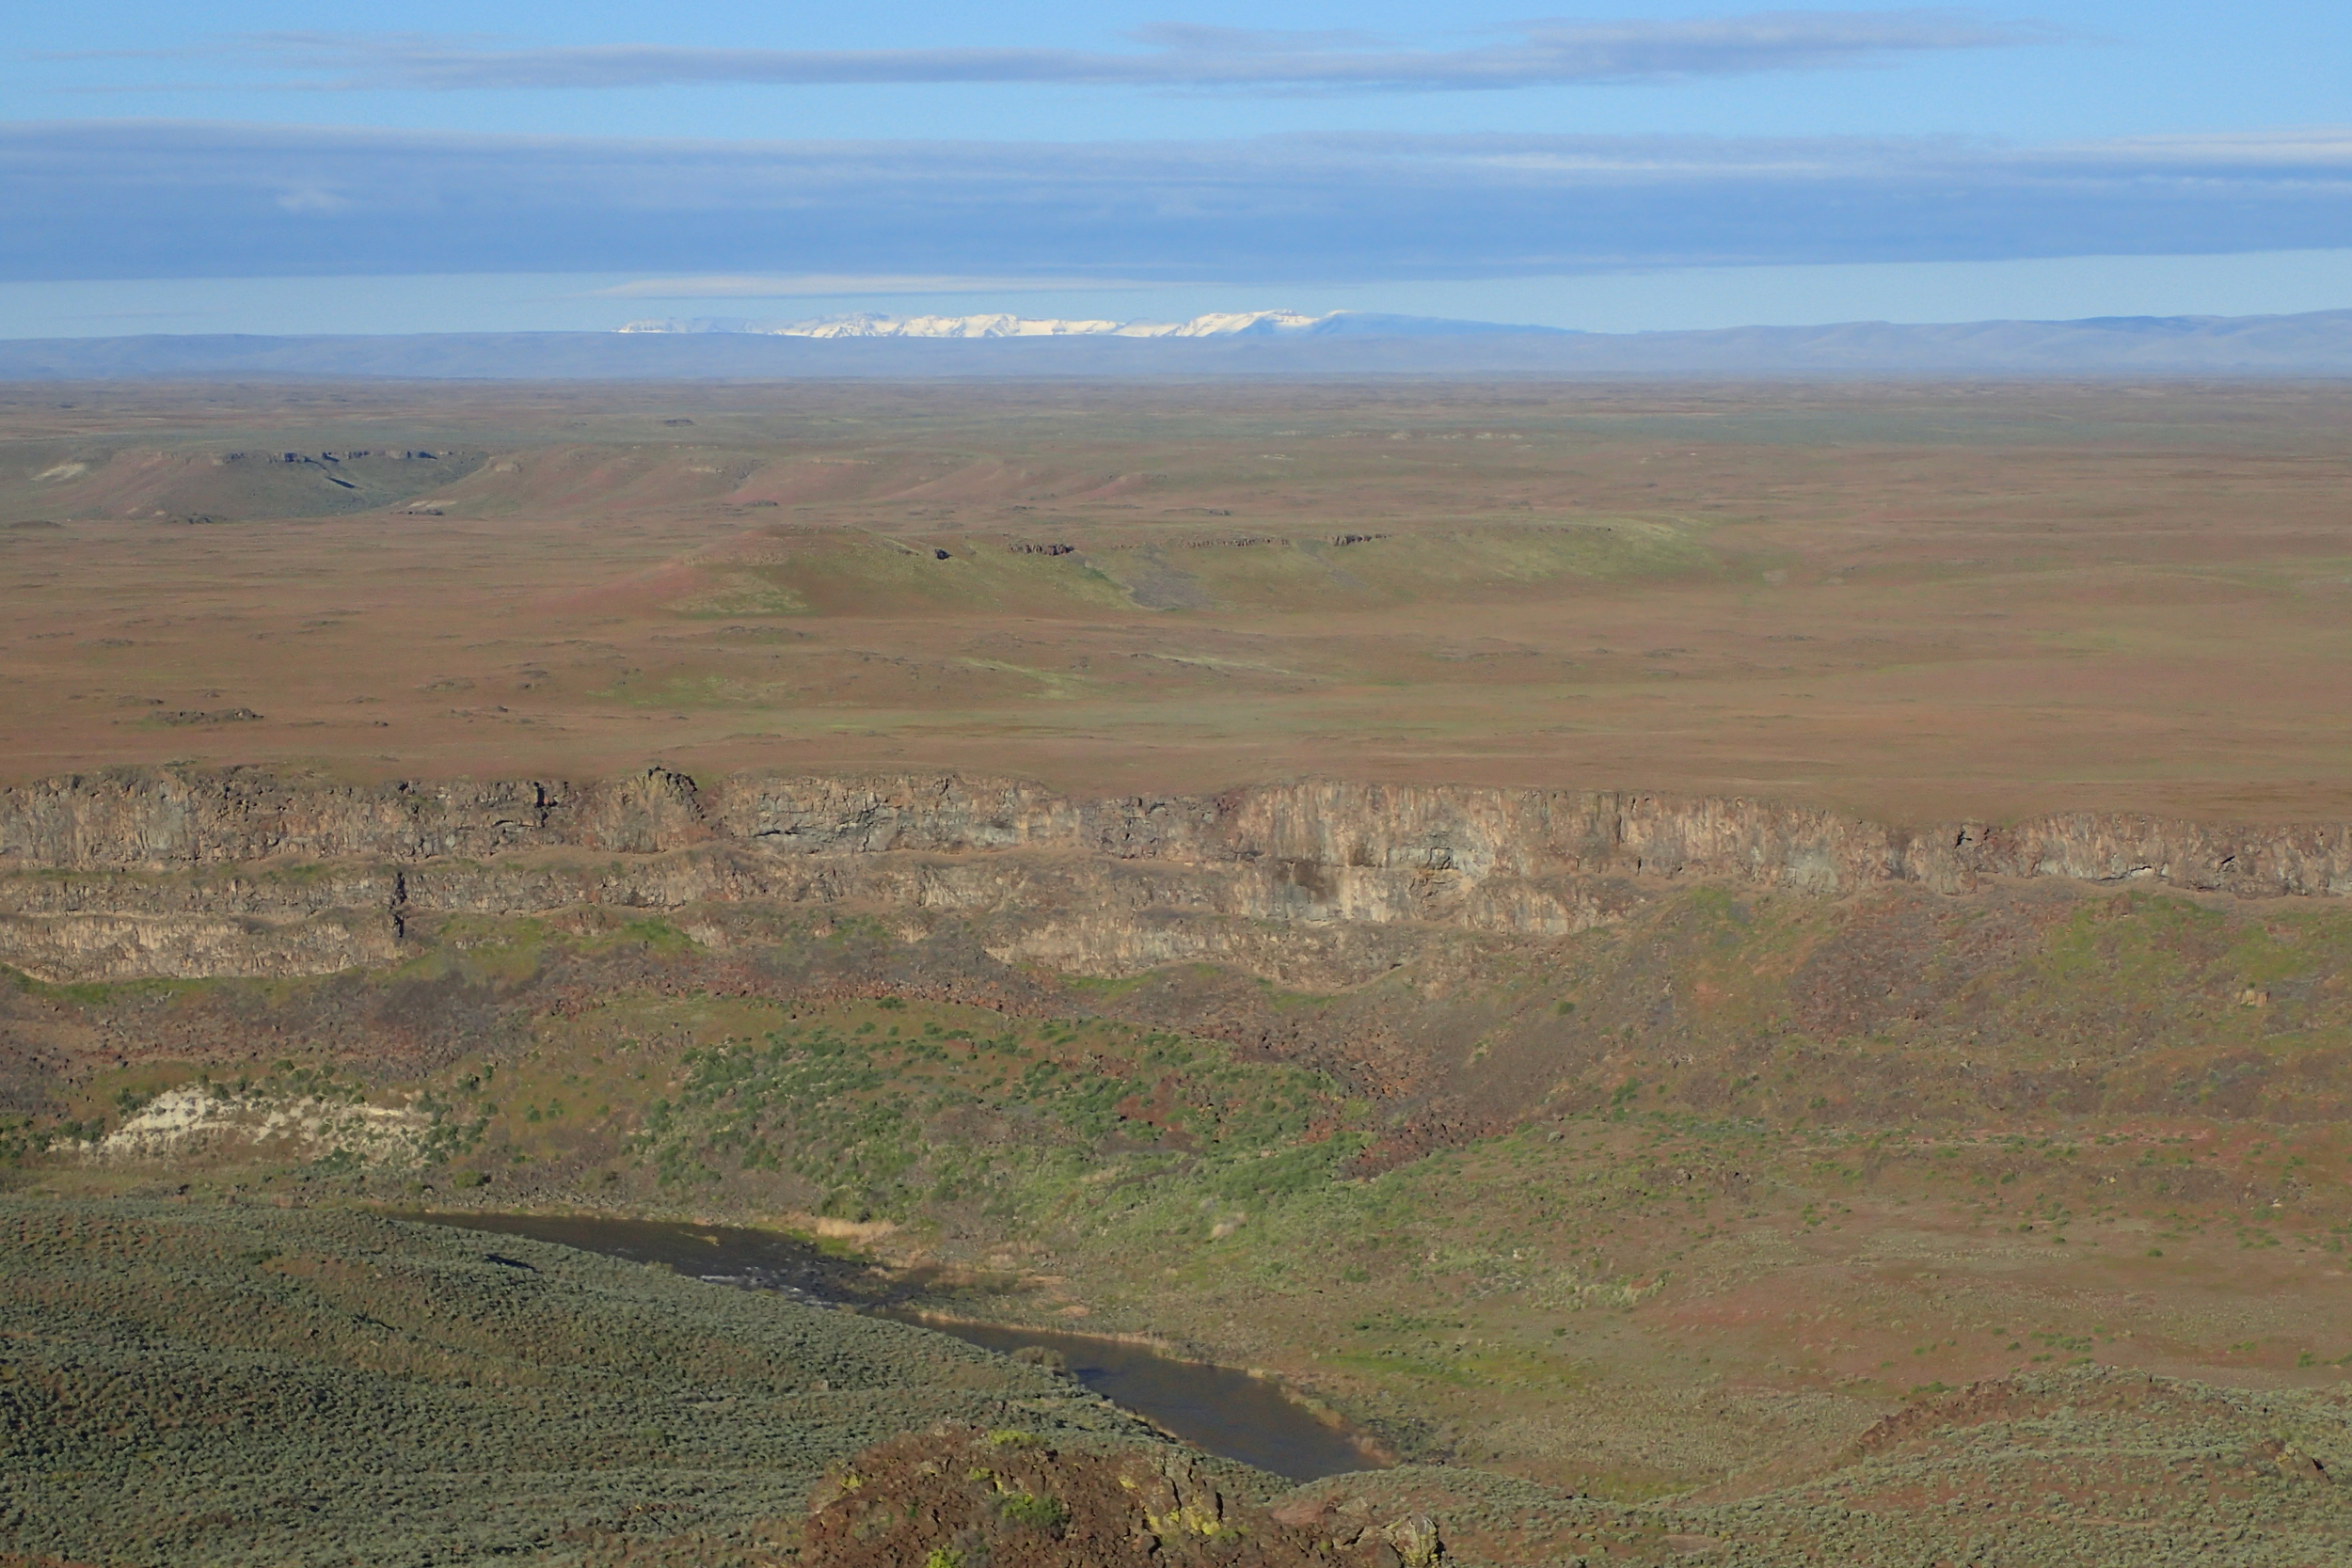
[404,1211,1379,1482]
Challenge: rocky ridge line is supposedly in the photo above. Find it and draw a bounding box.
[5,766,2348,895]
[2,768,2347,984]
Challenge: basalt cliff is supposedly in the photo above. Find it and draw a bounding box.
[4,767,2349,988]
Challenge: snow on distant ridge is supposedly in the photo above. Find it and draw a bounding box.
[614,309,1503,339]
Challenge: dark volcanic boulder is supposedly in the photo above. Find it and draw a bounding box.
[799,1426,1440,1567]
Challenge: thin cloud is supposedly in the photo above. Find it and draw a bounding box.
[5,121,2346,286]
[176,13,2050,94]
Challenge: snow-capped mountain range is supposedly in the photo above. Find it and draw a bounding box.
[614,309,1514,339]
[15,309,2352,380]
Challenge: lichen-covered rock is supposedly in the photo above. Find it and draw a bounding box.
[798,1426,1438,1567]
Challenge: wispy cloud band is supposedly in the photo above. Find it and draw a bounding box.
[91,12,2051,94]
[3,121,2345,285]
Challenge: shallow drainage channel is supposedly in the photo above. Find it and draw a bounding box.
[404,1212,1381,1482]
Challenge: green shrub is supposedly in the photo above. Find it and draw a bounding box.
[1000,1492,1068,1529]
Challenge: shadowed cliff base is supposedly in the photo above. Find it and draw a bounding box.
[8,764,2352,1151]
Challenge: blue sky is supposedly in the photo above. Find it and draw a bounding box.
[5,3,2349,335]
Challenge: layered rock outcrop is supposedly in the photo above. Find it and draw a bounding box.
[2,767,2347,984]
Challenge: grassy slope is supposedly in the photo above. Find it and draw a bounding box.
[7,884,2352,1514]
[0,1199,1184,1568]
[9,1174,2350,1565]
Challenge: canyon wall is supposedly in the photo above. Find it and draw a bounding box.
[3,767,2349,984]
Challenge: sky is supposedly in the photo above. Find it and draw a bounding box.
[4,2,2349,336]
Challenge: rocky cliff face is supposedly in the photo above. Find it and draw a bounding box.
[3,767,2348,984]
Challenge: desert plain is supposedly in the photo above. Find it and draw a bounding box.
[6,376,2352,819]
[4,375,2351,1566]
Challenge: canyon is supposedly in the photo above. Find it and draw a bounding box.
[7,379,2352,1566]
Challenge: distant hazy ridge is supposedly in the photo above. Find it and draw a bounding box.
[5,308,2351,379]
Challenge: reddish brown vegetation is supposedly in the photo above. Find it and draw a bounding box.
[798,1427,1440,1567]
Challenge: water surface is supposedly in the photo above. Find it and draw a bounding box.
[403,1210,1379,1482]
[921,1316,1374,1481]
